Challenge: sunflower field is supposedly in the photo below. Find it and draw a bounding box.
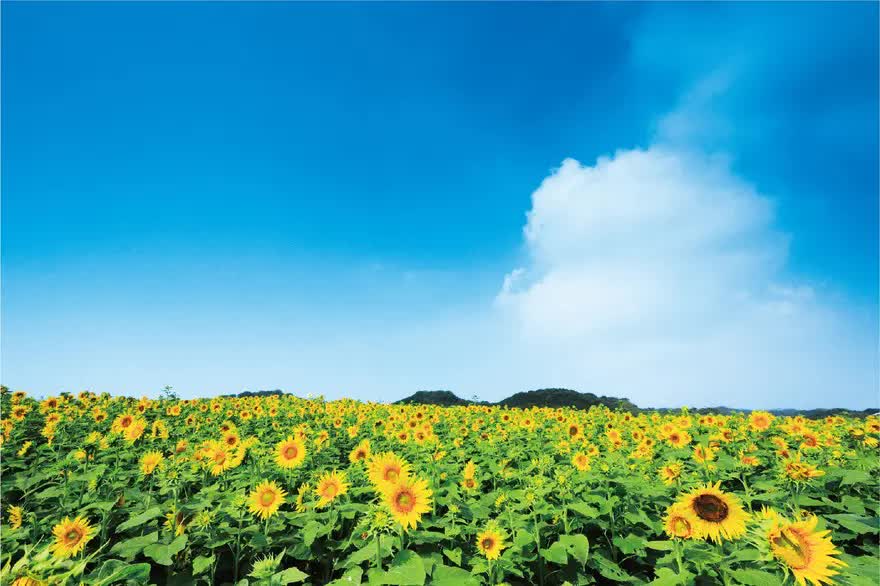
[1,390,878,586]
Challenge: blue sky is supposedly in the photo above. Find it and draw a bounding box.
[2,2,877,408]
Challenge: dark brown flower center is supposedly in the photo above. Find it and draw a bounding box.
[481,537,495,550]
[693,494,728,522]
[284,446,298,460]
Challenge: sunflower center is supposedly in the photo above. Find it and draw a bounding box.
[65,528,83,544]
[693,494,728,522]
[284,446,298,460]
[568,426,578,437]
[213,451,227,464]
[480,537,495,550]
[384,467,399,482]
[260,491,276,506]
[322,483,338,498]
[395,490,415,512]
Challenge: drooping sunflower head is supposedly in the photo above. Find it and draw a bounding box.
[248,480,287,520]
[476,527,506,560]
[50,515,96,559]
[275,436,307,470]
[382,476,433,531]
[664,503,694,539]
[7,505,24,530]
[767,514,846,586]
[677,483,748,543]
[314,470,349,508]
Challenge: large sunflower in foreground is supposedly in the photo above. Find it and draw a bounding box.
[367,451,410,490]
[50,516,96,559]
[767,513,846,586]
[314,470,349,508]
[248,480,287,520]
[476,526,506,560]
[381,476,432,530]
[675,483,748,542]
[275,436,307,469]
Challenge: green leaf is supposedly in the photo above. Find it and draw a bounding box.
[646,541,674,551]
[650,567,693,586]
[728,569,783,586]
[441,548,461,567]
[302,520,324,548]
[87,560,152,586]
[567,502,599,518]
[144,534,188,566]
[109,531,159,560]
[557,535,589,566]
[273,567,309,584]
[828,514,877,534]
[193,554,215,576]
[612,534,646,555]
[840,469,871,486]
[541,542,568,565]
[116,507,164,533]
[382,550,426,585]
[328,567,364,586]
[429,565,479,586]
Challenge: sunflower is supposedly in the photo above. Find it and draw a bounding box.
[476,527,506,560]
[767,514,846,586]
[111,413,136,433]
[571,452,591,471]
[12,577,45,586]
[665,430,692,448]
[140,451,164,476]
[664,504,694,539]
[248,480,287,520]
[658,462,682,485]
[275,436,307,469]
[7,505,23,529]
[123,418,147,443]
[205,440,235,476]
[381,476,432,531]
[749,411,775,431]
[348,439,371,464]
[314,471,349,508]
[50,516,96,558]
[675,483,748,542]
[367,451,411,489]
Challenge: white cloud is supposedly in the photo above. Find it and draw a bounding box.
[494,143,877,409]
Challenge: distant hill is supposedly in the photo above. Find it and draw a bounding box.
[394,388,638,413]
[394,390,477,407]
[499,388,639,413]
[392,388,875,418]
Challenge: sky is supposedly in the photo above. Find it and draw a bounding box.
[2,2,878,409]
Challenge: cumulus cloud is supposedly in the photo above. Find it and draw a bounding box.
[494,142,877,409]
